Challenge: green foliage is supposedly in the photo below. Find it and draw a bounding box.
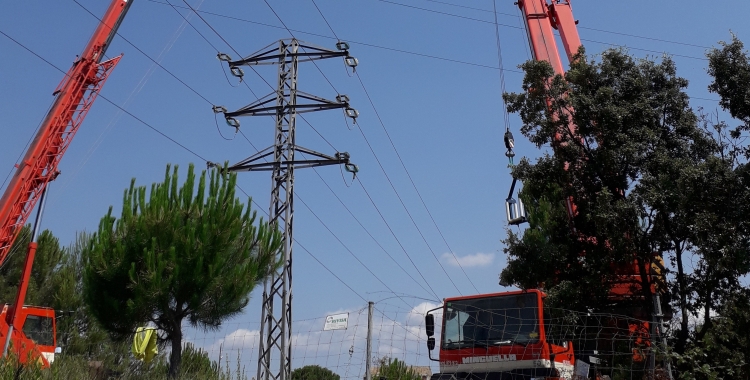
[707,34,750,142]
[0,226,65,307]
[0,228,112,359]
[502,41,750,378]
[83,163,282,377]
[374,357,422,380]
[291,365,341,380]
[502,47,715,311]
[1,341,247,379]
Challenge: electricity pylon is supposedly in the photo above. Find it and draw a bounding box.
[214,38,359,380]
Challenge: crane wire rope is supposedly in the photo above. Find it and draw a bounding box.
[492,0,514,165]
[1,26,386,311]
[165,0,443,303]
[308,0,480,294]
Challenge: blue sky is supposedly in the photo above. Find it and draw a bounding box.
[2,0,749,376]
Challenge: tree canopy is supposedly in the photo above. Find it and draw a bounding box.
[291,365,341,380]
[83,163,282,377]
[501,38,750,379]
[375,357,423,380]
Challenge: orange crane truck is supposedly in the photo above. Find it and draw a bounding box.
[425,290,575,380]
[424,1,661,379]
[0,0,132,367]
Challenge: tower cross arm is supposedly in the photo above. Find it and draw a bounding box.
[227,40,352,67]
[225,146,354,172]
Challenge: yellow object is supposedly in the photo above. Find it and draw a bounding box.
[132,327,158,363]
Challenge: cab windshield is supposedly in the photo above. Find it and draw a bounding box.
[442,293,540,349]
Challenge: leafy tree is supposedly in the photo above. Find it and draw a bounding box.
[0,226,109,356]
[707,34,750,147]
[501,47,715,313]
[53,233,113,357]
[82,163,283,378]
[374,357,422,380]
[501,44,750,377]
[291,365,341,380]
[0,226,65,306]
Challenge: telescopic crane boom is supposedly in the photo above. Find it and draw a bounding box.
[0,0,132,367]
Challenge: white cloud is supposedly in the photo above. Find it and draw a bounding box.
[406,302,440,324]
[207,328,260,353]
[192,303,445,375]
[441,252,494,268]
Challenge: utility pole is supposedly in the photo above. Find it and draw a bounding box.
[652,294,673,380]
[366,301,374,380]
[214,38,359,380]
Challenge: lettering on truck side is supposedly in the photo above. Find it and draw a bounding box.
[461,355,517,364]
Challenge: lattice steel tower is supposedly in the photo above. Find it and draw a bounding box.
[214,39,359,380]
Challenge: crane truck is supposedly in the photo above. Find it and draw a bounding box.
[0,0,132,367]
[424,1,660,379]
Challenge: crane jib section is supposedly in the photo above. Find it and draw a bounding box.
[0,0,130,265]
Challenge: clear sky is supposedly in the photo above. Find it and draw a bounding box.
[1,0,749,377]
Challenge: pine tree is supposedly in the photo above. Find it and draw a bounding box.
[83,163,283,377]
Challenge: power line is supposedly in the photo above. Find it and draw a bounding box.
[0,28,208,159]
[353,72,479,294]
[377,0,519,28]
[166,1,442,302]
[165,0,222,52]
[172,0,342,152]
[354,176,449,295]
[424,0,712,49]
[2,25,385,310]
[145,0,516,72]
[305,1,475,295]
[306,164,438,298]
[290,0,483,294]
[261,0,340,94]
[146,0,721,100]
[296,187,440,303]
[238,127,437,300]
[310,0,340,41]
[232,146,430,307]
[425,0,517,18]
[375,0,709,61]
[2,26,448,345]
[248,0,459,296]
[71,0,216,105]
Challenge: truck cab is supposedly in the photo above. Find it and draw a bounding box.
[1,304,57,367]
[425,290,575,380]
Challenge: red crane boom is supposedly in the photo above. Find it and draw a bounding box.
[519,0,581,74]
[0,0,132,366]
